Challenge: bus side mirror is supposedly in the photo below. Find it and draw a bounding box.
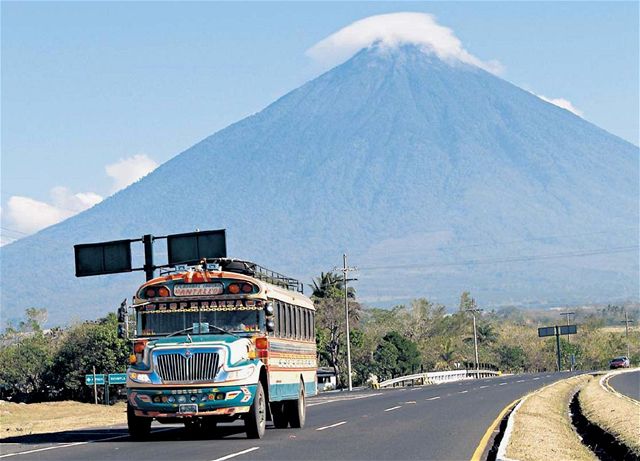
[117,299,128,339]
[117,323,126,339]
[266,319,275,333]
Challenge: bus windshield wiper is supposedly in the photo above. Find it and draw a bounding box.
[166,327,195,338]
[210,325,239,338]
[165,325,238,338]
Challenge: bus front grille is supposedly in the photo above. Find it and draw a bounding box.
[155,352,219,383]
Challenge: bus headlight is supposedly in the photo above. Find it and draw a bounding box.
[225,366,254,381]
[129,372,152,384]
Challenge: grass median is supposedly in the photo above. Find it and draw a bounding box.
[578,371,640,457]
[504,374,595,461]
[0,400,126,439]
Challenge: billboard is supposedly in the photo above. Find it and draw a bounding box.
[167,229,227,266]
[74,240,132,277]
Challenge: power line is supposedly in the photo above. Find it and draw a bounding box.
[358,245,639,272]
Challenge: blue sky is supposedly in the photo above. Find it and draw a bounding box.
[1,2,638,243]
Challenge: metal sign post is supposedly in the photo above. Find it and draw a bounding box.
[92,367,98,404]
[538,324,578,371]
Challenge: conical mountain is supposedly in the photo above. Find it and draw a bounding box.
[2,45,638,325]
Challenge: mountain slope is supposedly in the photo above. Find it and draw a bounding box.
[2,45,638,325]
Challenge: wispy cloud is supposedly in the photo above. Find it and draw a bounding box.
[307,12,503,74]
[536,94,584,117]
[4,187,103,236]
[2,154,158,244]
[105,154,158,193]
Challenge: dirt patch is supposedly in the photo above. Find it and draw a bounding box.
[579,372,640,457]
[0,400,126,439]
[505,374,595,461]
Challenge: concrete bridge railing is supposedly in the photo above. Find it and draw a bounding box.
[376,369,500,389]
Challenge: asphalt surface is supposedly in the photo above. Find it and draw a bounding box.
[0,372,582,461]
[608,369,640,400]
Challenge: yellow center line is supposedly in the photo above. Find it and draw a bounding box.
[470,398,519,461]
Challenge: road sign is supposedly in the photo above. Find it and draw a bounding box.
[85,374,105,385]
[538,326,556,337]
[108,373,127,384]
[559,324,577,335]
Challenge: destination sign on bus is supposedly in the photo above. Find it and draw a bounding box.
[173,283,224,296]
[142,299,265,312]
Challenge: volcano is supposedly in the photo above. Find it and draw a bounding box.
[2,44,638,325]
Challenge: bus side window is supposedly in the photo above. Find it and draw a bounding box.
[306,310,310,340]
[311,311,315,339]
[279,302,285,338]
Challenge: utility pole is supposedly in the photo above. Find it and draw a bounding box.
[464,301,483,379]
[92,366,98,405]
[335,254,357,391]
[621,309,634,358]
[560,311,575,370]
[560,312,574,344]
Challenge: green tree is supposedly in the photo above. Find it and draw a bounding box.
[374,331,421,379]
[497,344,526,372]
[47,313,129,401]
[0,308,54,401]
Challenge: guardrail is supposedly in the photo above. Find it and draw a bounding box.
[376,369,500,389]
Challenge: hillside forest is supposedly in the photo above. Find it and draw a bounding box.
[0,273,636,402]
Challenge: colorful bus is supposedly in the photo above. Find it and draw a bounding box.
[123,259,317,439]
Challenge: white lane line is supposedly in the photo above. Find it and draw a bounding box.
[499,383,507,386]
[316,421,347,431]
[210,447,260,461]
[458,390,468,394]
[307,392,382,407]
[479,385,489,389]
[426,396,441,401]
[411,388,422,391]
[0,428,174,458]
[516,380,525,383]
[545,375,551,378]
[533,377,540,380]
[384,405,402,412]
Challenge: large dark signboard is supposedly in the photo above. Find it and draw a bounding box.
[559,324,578,335]
[74,240,132,277]
[167,229,227,266]
[538,326,556,337]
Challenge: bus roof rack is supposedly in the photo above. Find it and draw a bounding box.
[216,258,304,293]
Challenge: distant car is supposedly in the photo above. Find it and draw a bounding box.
[609,356,630,369]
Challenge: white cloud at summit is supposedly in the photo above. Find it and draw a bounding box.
[306,12,503,74]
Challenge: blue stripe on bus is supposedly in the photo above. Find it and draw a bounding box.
[269,381,317,401]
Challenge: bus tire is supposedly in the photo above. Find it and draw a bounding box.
[127,404,151,440]
[245,382,266,439]
[285,380,306,429]
[270,401,288,428]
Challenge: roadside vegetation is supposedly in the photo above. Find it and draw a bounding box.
[0,280,637,402]
[504,374,595,461]
[579,372,640,456]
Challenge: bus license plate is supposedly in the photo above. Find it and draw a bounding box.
[179,404,198,414]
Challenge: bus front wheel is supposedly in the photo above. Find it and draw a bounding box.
[285,381,306,428]
[127,404,151,440]
[245,382,266,439]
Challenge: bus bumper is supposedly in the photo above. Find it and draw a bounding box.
[128,384,257,418]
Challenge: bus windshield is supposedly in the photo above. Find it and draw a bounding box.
[139,308,263,336]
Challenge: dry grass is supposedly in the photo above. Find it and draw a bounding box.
[506,374,596,461]
[0,400,126,439]
[579,372,640,456]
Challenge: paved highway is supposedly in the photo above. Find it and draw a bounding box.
[0,372,581,461]
[608,369,640,401]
